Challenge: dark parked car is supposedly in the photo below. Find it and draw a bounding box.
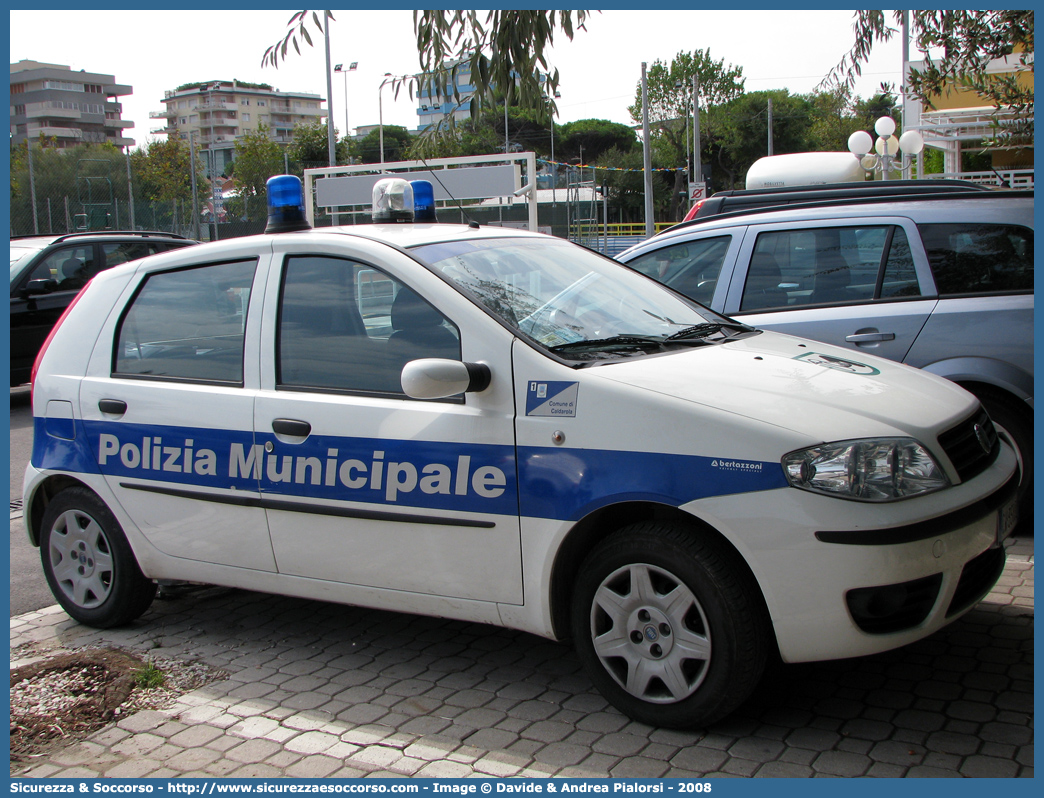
[10,231,198,386]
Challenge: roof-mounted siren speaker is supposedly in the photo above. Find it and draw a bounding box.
[372,177,414,223]
[265,175,311,233]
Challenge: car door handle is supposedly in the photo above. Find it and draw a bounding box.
[845,332,895,343]
[271,418,312,437]
[98,399,127,415]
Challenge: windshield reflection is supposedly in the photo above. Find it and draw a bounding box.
[411,237,745,359]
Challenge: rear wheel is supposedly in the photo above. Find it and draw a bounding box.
[39,488,156,628]
[571,522,770,728]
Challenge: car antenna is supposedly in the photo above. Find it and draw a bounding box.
[417,155,478,226]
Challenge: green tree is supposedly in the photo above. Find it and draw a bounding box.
[262,11,591,121]
[710,90,816,189]
[628,49,746,126]
[286,119,348,171]
[628,49,746,200]
[557,119,638,163]
[131,137,205,204]
[10,141,131,235]
[805,88,899,153]
[355,126,413,164]
[408,117,503,160]
[825,10,1033,139]
[592,147,658,224]
[229,124,285,221]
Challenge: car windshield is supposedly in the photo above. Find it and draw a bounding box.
[10,242,49,285]
[411,236,756,361]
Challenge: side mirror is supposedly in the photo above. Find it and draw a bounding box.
[401,359,491,400]
[25,278,58,296]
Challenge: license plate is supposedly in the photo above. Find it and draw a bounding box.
[997,498,1019,545]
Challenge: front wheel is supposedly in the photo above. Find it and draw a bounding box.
[975,389,1033,526]
[571,522,770,728]
[39,487,157,628]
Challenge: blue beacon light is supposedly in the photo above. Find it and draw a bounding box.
[410,180,437,222]
[265,175,311,233]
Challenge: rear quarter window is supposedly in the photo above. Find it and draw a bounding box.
[114,259,256,383]
[918,223,1033,296]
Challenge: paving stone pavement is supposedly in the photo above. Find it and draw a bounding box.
[10,537,1033,780]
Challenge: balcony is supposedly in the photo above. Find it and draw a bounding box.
[150,109,176,119]
[27,106,80,120]
[32,125,82,140]
[198,99,237,112]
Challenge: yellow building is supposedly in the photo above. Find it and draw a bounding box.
[903,52,1034,187]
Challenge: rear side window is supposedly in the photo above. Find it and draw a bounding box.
[740,226,918,311]
[626,236,730,306]
[102,241,168,268]
[277,255,460,396]
[918,223,1033,296]
[114,260,256,383]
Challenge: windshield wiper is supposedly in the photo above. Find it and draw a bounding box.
[665,321,752,341]
[549,334,666,354]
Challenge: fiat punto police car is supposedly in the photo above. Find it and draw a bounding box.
[25,176,1019,728]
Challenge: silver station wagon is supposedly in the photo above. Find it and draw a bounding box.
[619,190,1034,522]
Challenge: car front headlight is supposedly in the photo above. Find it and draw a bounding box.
[782,438,950,502]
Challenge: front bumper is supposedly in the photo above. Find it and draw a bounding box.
[683,442,1018,663]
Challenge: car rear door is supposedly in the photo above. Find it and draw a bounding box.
[252,236,522,605]
[903,219,1034,382]
[722,217,938,363]
[78,241,277,572]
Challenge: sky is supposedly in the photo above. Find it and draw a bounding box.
[10,9,907,149]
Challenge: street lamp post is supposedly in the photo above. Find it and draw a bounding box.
[378,73,394,167]
[546,88,561,210]
[847,116,924,181]
[334,62,358,149]
[207,82,221,241]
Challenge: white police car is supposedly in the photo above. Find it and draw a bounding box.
[24,176,1019,728]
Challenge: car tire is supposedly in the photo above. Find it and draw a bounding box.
[39,487,157,628]
[975,389,1033,527]
[571,521,770,728]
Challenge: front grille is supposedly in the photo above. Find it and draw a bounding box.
[937,407,999,482]
[947,546,1006,618]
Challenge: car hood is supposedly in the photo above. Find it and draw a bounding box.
[591,330,976,445]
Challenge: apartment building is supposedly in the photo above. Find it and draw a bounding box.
[416,60,477,131]
[151,80,326,173]
[10,60,135,149]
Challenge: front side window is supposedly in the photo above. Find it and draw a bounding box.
[278,255,460,395]
[741,225,917,311]
[25,245,95,290]
[625,236,731,306]
[115,260,256,383]
[918,223,1033,296]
